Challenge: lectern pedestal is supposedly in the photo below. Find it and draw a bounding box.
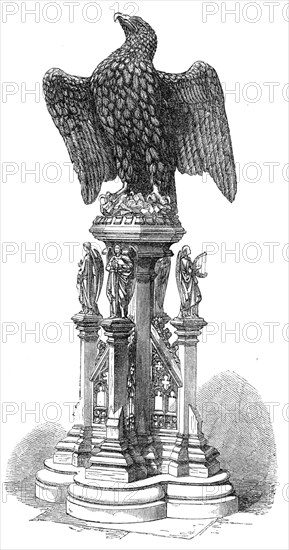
[36,217,238,521]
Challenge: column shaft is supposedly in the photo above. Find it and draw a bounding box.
[177,339,198,434]
[52,313,102,467]
[87,318,135,482]
[102,318,134,417]
[72,313,101,426]
[80,339,97,426]
[134,259,155,435]
[168,316,220,478]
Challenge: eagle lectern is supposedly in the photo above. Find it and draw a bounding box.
[35,12,238,522]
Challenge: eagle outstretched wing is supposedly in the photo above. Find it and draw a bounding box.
[158,61,237,202]
[43,68,116,204]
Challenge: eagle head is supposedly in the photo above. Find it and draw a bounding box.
[114,12,157,59]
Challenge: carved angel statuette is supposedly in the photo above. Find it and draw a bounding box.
[106,244,135,318]
[176,246,207,318]
[77,242,104,316]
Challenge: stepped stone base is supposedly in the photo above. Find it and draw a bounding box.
[168,432,220,478]
[35,459,82,503]
[54,424,105,467]
[66,470,238,523]
[87,409,136,483]
[35,423,106,502]
[86,438,135,482]
[167,495,238,519]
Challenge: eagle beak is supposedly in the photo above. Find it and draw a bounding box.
[113,12,122,22]
[113,12,134,31]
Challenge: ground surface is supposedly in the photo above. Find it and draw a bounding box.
[1,478,285,550]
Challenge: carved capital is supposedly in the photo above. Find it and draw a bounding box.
[71,312,102,341]
[89,223,185,250]
[170,316,207,345]
[135,256,158,283]
[101,317,134,342]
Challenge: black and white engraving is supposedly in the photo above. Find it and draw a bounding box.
[4,10,279,546]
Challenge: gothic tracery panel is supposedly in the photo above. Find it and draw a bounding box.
[93,371,108,424]
[151,347,178,430]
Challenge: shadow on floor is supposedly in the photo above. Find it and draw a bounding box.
[197,370,277,514]
[5,371,277,531]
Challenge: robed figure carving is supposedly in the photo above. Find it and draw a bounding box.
[176,246,207,318]
[154,256,171,318]
[77,242,104,315]
[106,245,135,318]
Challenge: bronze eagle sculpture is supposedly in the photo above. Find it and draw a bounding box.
[43,13,237,209]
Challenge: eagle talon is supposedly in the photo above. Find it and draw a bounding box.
[113,182,128,197]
